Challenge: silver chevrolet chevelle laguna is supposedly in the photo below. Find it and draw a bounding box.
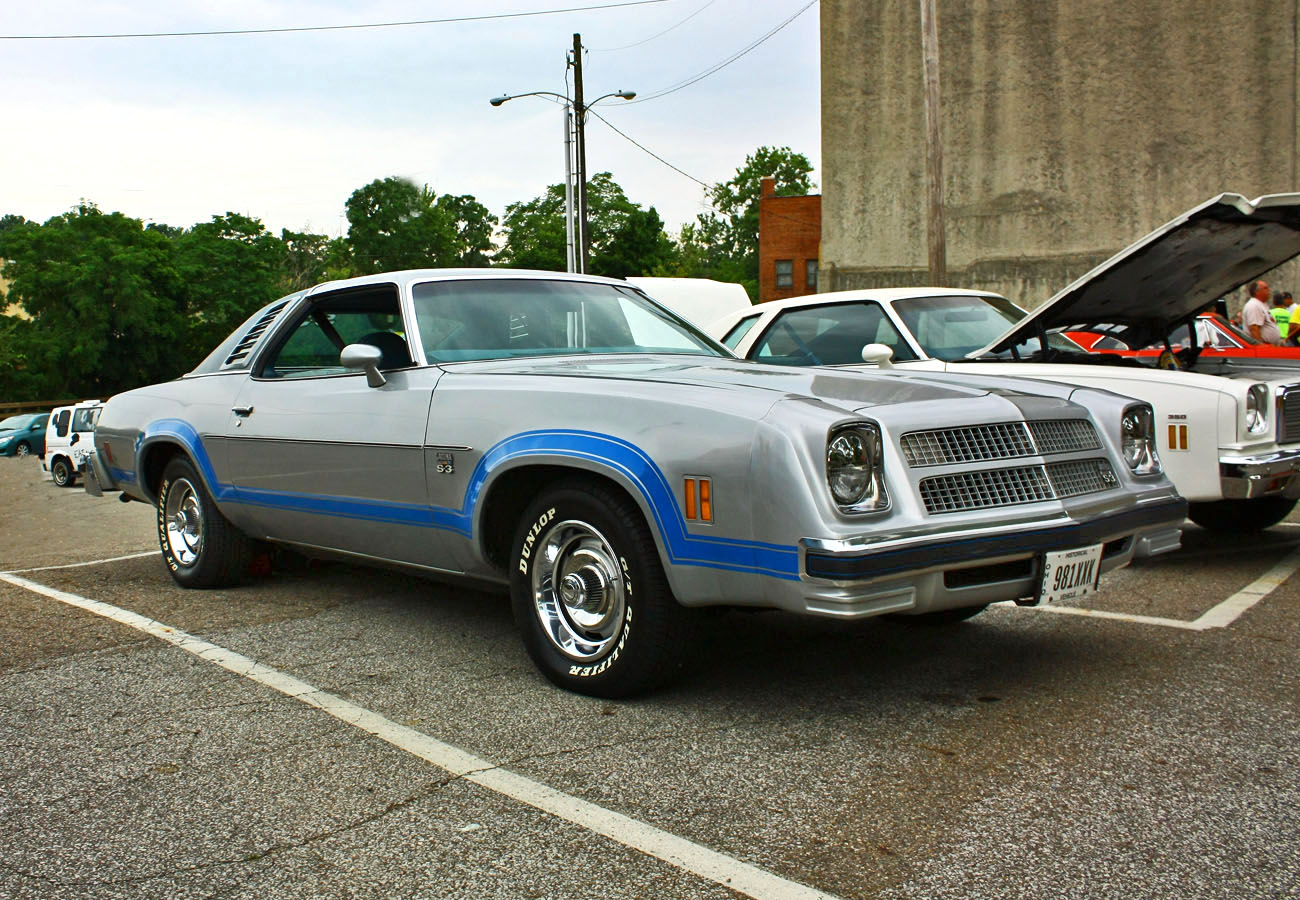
[86,270,1187,696]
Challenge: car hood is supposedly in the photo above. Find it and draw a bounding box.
[441,354,1072,415]
[980,192,1300,355]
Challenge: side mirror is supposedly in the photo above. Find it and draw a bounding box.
[70,433,80,445]
[341,343,387,388]
[861,343,895,368]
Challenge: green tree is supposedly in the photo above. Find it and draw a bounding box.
[592,206,674,279]
[175,212,288,359]
[0,203,189,398]
[497,183,569,271]
[667,146,815,298]
[280,229,354,292]
[498,173,673,276]
[345,177,461,274]
[436,194,497,267]
[0,214,28,236]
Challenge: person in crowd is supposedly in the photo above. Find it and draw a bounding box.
[1243,280,1282,345]
[1271,290,1292,340]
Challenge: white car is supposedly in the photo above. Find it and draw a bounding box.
[42,400,102,487]
[701,193,1300,532]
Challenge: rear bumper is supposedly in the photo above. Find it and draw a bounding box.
[84,449,118,497]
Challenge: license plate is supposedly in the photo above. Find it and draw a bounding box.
[1039,543,1103,604]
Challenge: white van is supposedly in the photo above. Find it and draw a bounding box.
[43,400,103,487]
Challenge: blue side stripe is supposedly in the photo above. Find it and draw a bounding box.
[136,421,800,580]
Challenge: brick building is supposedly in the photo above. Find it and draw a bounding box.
[757,177,822,303]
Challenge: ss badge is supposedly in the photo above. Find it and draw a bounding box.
[436,452,455,475]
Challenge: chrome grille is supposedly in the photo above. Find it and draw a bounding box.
[1046,458,1117,497]
[920,466,1054,513]
[1281,386,1300,444]
[901,419,1100,467]
[901,423,1035,466]
[1028,419,1102,454]
[920,457,1116,514]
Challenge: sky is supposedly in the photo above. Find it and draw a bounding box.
[1,1,821,240]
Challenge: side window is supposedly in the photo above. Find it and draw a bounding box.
[72,408,100,432]
[260,286,410,379]
[721,314,762,350]
[752,303,918,366]
[1199,319,1239,349]
[54,410,71,438]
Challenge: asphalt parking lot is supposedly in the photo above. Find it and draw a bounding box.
[1,458,1297,900]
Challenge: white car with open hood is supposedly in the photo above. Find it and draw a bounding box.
[703,193,1300,532]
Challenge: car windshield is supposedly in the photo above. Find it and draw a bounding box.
[411,278,725,363]
[891,294,1081,360]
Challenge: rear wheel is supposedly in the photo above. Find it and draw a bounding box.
[1187,496,1297,533]
[510,481,685,698]
[50,458,73,487]
[157,457,253,587]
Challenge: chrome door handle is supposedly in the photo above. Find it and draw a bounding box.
[232,406,254,417]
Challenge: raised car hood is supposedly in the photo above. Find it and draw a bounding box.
[982,192,1300,354]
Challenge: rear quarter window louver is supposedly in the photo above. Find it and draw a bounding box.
[223,301,290,368]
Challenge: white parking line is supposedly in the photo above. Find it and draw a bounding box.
[8,550,158,574]
[1021,543,1300,631]
[0,571,841,900]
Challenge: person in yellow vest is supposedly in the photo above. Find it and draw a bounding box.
[1271,291,1293,341]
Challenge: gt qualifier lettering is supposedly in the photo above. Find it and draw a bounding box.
[1051,557,1096,592]
[517,507,556,575]
[157,475,180,572]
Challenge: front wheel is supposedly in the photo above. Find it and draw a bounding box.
[157,457,253,587]
[1187,496,1297,533]
[50,458,73,487]
[14,442,31,457]
[510,481,685,698]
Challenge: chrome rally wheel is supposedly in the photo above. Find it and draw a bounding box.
[510,481,685,698]
[530,519,628,663]
[156,456,252,588]
[164,476,205,567]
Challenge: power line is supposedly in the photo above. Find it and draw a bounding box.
[589,0,717,52]
[586,108,710,188]
[587,110,821,230]
[0,1,667,40]
[626,0,817,104]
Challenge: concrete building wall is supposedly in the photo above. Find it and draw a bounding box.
[821,0,1300,309]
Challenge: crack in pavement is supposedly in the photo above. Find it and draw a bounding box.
[0,780,453,889]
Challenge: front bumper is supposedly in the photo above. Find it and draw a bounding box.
[778,495,1187,619]
[1219,448,1300,499]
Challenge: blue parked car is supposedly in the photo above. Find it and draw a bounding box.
[0,412,49,457]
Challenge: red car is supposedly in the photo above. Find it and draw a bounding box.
[1066,313,1300,366]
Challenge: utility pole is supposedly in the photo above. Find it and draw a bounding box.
[571,32,590,274]
[563,105,576,273]
[919,0,947,286]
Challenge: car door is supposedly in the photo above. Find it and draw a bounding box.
[222,282,454,571]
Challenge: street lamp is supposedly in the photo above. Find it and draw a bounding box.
[490,35,635,274]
